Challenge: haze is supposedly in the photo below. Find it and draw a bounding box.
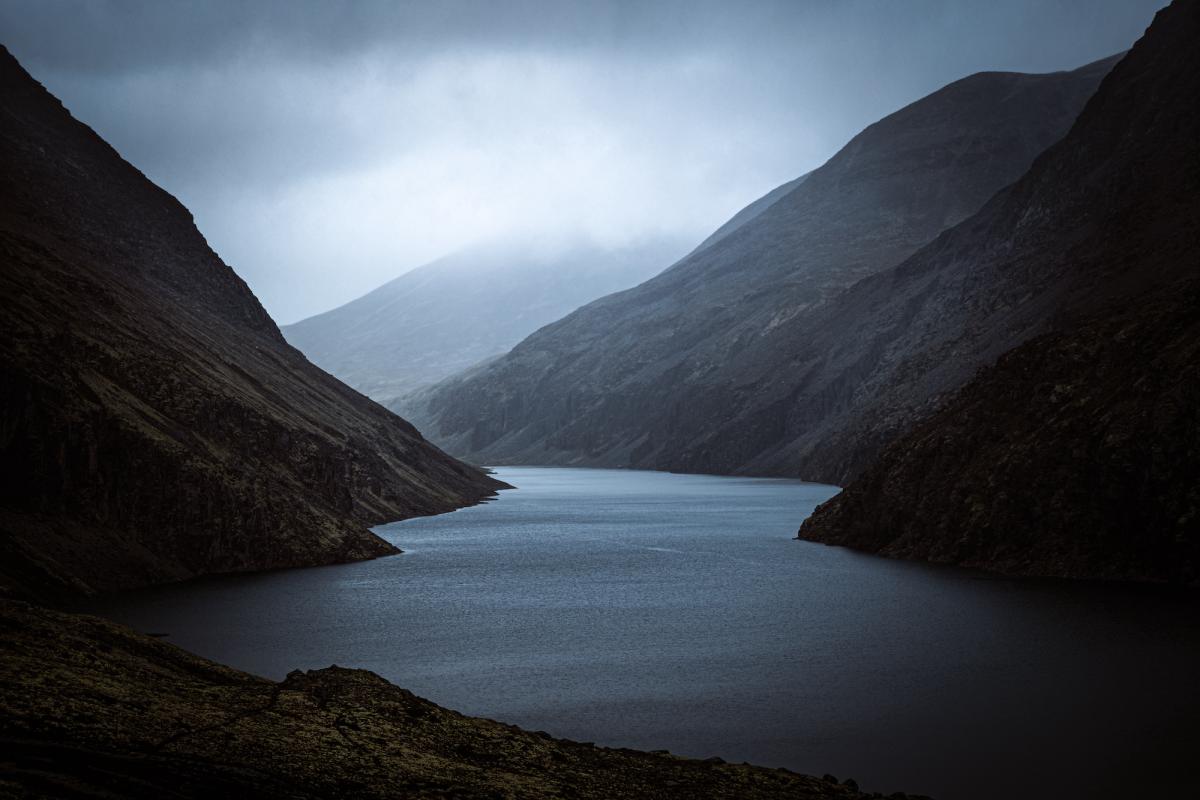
[0,0,1162,323]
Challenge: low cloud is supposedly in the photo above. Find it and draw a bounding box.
[0,0,1163,323]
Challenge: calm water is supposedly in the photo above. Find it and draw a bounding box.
[81,467,1200,799]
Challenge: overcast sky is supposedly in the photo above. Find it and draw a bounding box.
[0,0,1165,324]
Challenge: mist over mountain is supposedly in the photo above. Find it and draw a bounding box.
[798,0,1200,583]
[284,236,688,405]
[0,0,1160,323]
[400,55,1118,477]
[0,46,501,599]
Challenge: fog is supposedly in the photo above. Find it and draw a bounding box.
[0,0,1163,323]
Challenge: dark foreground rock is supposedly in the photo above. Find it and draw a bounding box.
[799,0,1200,583]
[0,46,505,600]
[0,601,928,799]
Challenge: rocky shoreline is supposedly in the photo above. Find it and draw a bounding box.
[0,601,929,799]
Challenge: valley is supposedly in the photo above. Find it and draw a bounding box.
[1,2,1196,798]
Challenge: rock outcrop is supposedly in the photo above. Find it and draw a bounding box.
[284,236,687,406]
[798,0,1199,582]
[800,287,1200,583]
[400,55,1119,477]
[0,601,928,799]
[0,46,503,599]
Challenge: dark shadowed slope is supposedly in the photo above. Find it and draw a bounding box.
[283,237,688,406]
[0,46,503,600]
[799,0,1200,583]
[0,601,927,800]
[400,55,1118,472]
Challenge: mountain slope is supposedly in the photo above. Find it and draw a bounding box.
[283,237,687,406]
[0,46,503,599]
[400,55,1119,472]
[798,0,1200,583]
[688,173,809,255]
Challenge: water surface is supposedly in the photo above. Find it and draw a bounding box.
[83,467,1200,799]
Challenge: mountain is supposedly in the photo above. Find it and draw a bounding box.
[0,46,503,600]
[688,173,809,255]
[0,601,929,799]
[399,55,1119,475]
[283,236,688,406]
[799,0,1200,583]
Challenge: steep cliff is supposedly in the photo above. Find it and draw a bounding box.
[0,46,503,599]
[401,55,1118,474]
[798,0,1200,582]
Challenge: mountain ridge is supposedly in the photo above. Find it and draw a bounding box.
[796,0,1199,582]
[0,44,503,600]
[400,54,1121,478]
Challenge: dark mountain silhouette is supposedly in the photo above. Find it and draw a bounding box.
[284,237,687,406]
[799,0,1199,583]
[399,55,1119,475]
[0,46,503,599]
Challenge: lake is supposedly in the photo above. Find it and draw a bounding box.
[81,466,1200,799]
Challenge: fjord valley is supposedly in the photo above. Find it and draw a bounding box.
[0,38,911,800]
[407,1,1200,585]
[2,1,1197,798]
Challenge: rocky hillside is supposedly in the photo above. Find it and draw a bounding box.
[0,46,503,600]
[0,601,926,799]
[400,55,1118,474]
[799,0,1200,583]
[688,172,809,255]
[283,236,687,406]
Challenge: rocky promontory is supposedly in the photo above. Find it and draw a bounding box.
[798,0,1199,582]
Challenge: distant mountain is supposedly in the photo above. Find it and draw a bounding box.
[399,55,1119,473]
[799,0,1199,583]
[283,237,688,406]
[0,46,502,599]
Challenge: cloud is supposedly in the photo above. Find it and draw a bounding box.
[0,0,1164,323]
